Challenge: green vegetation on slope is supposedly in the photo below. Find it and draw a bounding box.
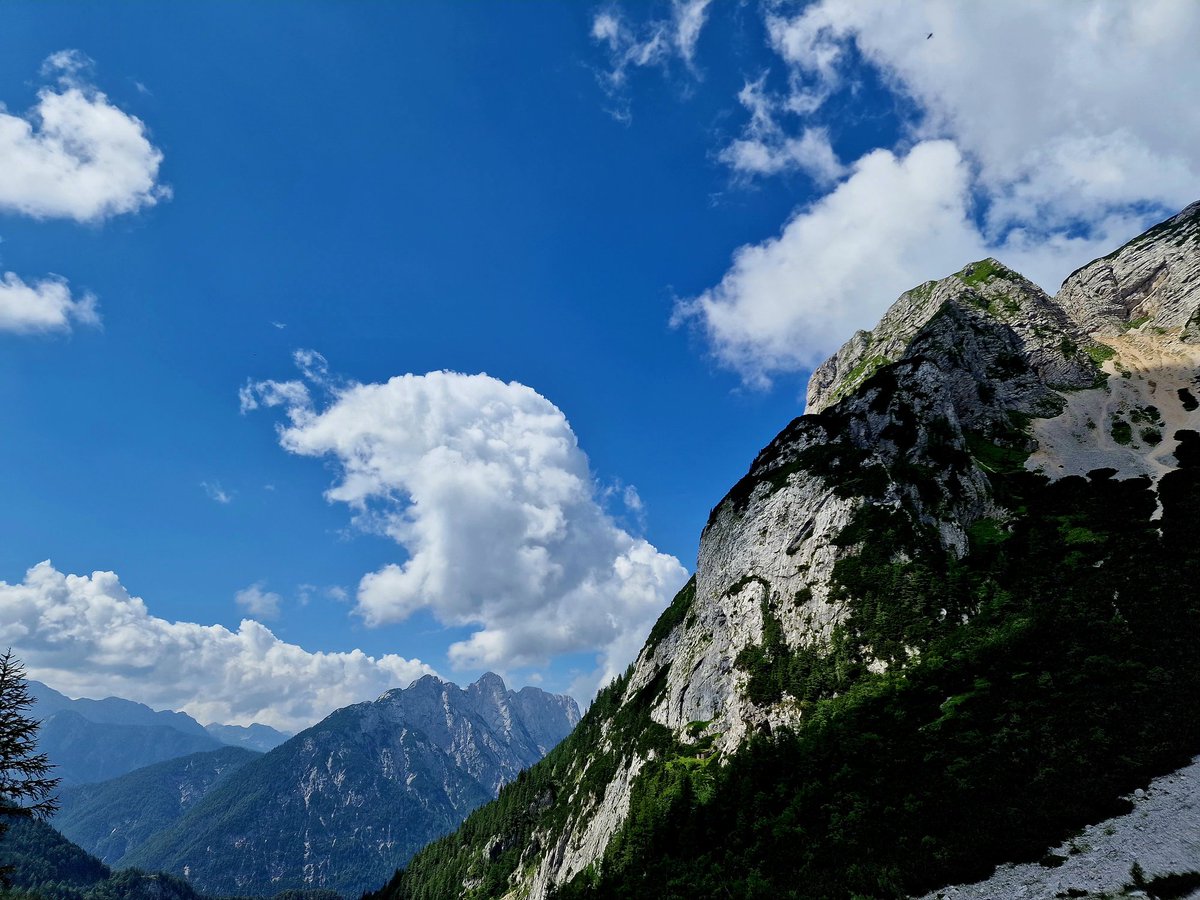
[381,433,1200,900]
[0,818,198,900]
[53,745,259,865]
[0,817,341,900]
[547,456,1200,899]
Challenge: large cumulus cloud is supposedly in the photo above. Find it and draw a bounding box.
[243,359,688,695]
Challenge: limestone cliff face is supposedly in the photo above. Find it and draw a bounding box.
[473,204,1200,900]
[1057,200,1200,338]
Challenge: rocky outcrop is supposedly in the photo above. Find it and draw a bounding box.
[1057,200,1200,337]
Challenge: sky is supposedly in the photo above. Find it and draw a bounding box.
[1,1,1197,731]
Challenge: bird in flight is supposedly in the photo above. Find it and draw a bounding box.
[927,32,933,39]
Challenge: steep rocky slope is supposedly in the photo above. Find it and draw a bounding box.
[123,673,579,897]
[375,202,1200,900]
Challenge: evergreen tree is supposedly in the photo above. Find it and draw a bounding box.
[0,649,60,885]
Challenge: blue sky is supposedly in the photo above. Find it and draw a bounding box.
[1,1,1196,730]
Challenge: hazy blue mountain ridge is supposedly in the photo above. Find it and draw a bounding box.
[204,721,290,752]
[28,679,288,785]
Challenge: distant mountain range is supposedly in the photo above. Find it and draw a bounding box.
[120,673,580,897]
[28,680,289,785]
[205,721,291,753]
[35,673,578,897]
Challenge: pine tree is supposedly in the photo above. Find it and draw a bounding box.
[0,649,60,885]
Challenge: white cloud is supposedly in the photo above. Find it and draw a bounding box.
[200,480,233,504]
[676,141,986,385]
[766,1,1200,231]
[591,0,713,93]
[672,0,713,65]
[243,358,688,695]
[676,1,1200,383]
[1,561,434,731]
[0,50,168,222]
[719,75,843,181]
[235,582,282,620]
[0,272,98,334]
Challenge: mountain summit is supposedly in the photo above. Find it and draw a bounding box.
[122,673,579,897]
[377,202,1200,899]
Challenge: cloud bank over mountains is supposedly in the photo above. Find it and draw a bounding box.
[603,0,1200,385]
[243,356,688,697]
[0,561,433,731]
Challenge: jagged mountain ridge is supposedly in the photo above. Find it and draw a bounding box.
[123,672,579,898]
[377,201,1200,900]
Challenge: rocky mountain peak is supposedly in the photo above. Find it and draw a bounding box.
[804,255,1082,415]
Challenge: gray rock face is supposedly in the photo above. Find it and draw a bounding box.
[124,673,579,898]
[492,202,1200,900]
[1057,201,1200,337]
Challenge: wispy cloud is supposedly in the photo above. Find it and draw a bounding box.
[201,480,234,504]
[235,582,282,620]
[591,0,714,118]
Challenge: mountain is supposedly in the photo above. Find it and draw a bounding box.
[29,679,223,785]
[374,202,1200,899]
[205,721,291,752]
[37,709,222,786]
[123,672,580,897]
[53,745,260,865]
[28,680,213,738]
[0,817,203,900]
[28,680,295,785]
